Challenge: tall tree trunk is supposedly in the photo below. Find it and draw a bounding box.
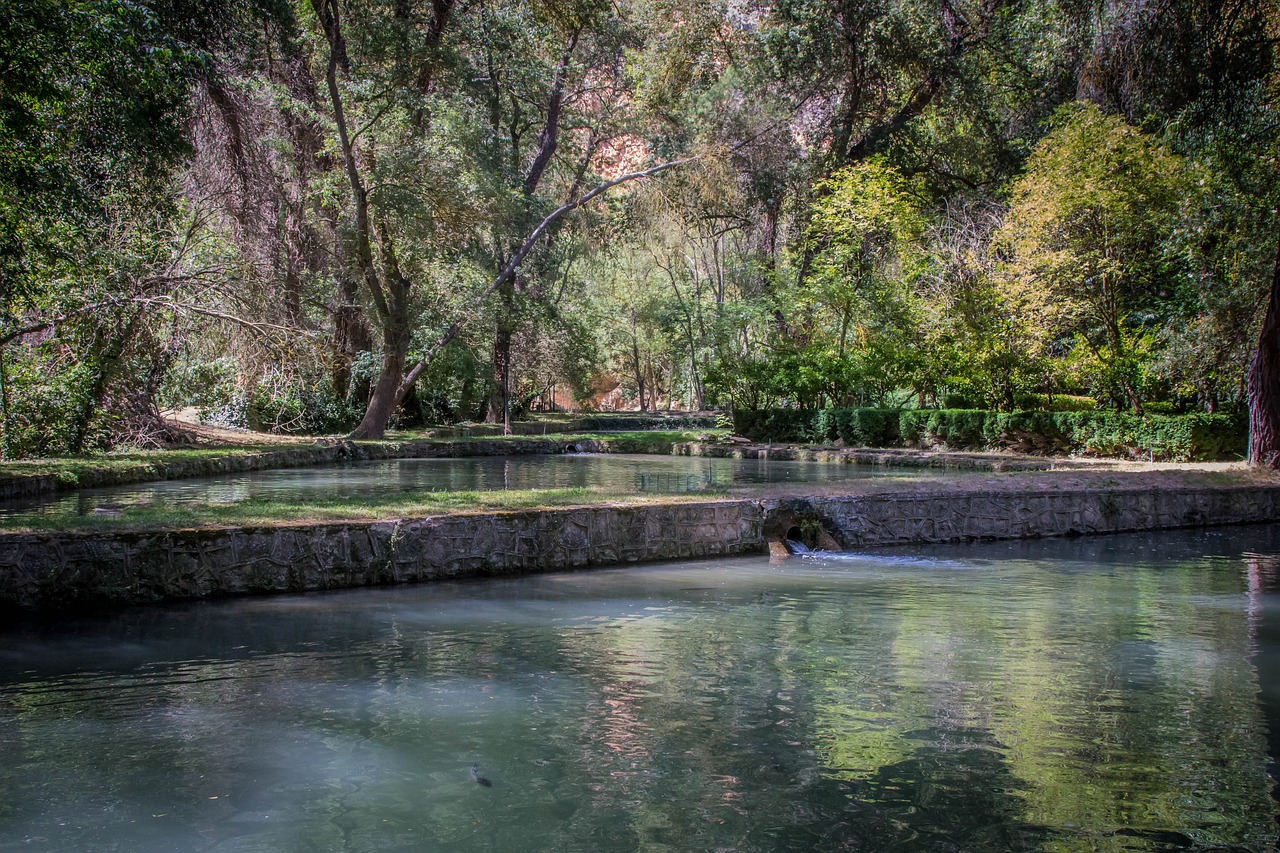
[487,279,515,427]
[488,322,514,427]
[1248,231,1280,467]
[350,322,408,439]
[331,269,371,399]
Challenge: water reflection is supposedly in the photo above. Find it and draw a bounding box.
[0,454,924,521]
[1,527,1278,851]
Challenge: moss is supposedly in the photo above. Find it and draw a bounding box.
[0,487,705,534]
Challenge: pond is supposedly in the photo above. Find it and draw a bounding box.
[1,525,1277,852]
[0,454,931,521]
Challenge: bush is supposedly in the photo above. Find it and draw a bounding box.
[1058,411,1245,461]
[733,409,822,443]
[158,356,239,411]
[1011,393,1096,412]
[832,408,901,446]
[734,407,1245,460]
[206,375,363,436]
[900,409,990,449]
[574,414,721,431]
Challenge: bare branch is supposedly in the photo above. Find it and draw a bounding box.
[135,296,300,336]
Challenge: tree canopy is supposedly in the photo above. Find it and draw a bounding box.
[1,0,1277,457]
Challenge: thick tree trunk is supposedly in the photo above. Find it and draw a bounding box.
[487,322,514,428]
[349,324,408,439]
[331,270,371,399]
[1248,231,1280,467]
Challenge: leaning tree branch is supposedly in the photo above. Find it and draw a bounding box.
[397,156,696,394]
[135,296,301,336]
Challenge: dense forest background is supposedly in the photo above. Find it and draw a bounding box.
[1,0,1277,456]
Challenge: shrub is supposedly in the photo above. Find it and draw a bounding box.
[574,414,720,431]
[734,407,1244,460]
[899,409,990,449]
[833,408,901,446]
[207,375,363,436]
[733,409,822,443]
[1011,392,1096,412]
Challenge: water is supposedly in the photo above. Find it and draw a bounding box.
[2,526,1278,852]
[0,454,925,522]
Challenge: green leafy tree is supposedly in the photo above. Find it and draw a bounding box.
[800,161,926,406]
[996,103,1184,413]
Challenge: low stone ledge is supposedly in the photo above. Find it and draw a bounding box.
[0,500,764,613]
[771,485,1280,547]
[4,483,1280,614]
[672,441,1069,471]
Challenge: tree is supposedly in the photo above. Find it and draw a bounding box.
[1248,233,1280,466]
[996,103,1183,413]
[0,0,225,455]
[799,161,926,406]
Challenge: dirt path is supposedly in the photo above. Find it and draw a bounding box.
[161,408,322,447]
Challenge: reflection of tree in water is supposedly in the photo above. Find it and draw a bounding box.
[818,728,1045,852]
[1245,551,1280,834]
[3,536,1280,850]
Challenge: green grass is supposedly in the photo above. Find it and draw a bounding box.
[0,486,729,534]
[0,446,307,487]
[384,428,725,445]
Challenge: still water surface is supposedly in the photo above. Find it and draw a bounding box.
[0,454,921,521]
[1,526,1278,852]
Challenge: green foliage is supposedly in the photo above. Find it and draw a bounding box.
[800,161,928,405]
[734,407,1244,461]
[1050,411,1246,461]
[0,347,111,458]
[997,103,1185,411]
[732,409,824,445]
[159,357,239,412]
[0,0,201,303]
[573,414,719,431]
[1011,393,1096,412]
[898,409,991,450]
[3,0,1277,457]
[400,341,491,426]
[909,410,1246,461]
[202,375,363,437]
[814,408,902,447]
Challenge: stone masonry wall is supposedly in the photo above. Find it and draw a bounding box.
[772,486,1280,547]
[4,484,1280,613]
[0,501,762,612]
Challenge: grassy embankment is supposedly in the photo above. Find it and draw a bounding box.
[0,486,712,534]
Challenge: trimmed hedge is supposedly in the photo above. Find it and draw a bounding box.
[572,414,720,431]
[733,408,1246,461]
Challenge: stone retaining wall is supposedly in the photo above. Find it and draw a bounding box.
[3,484,1280,613]
[674,441,1068,471]
[770,486,1280,547]
[0,502,762,612]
